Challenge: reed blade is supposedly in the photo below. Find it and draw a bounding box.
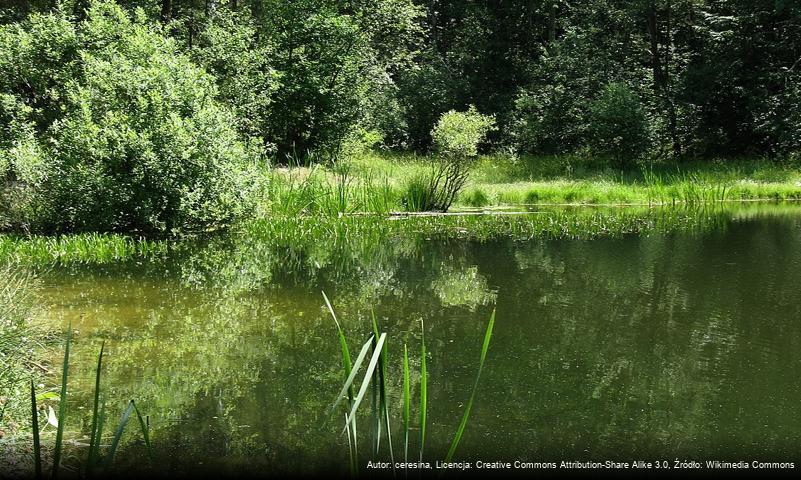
[52,323,72,480]
[370,311,381,456]
[444,308,495,463]
[87,341,105,470]
[90,399,107,472]
[343,333,387,433]
[330,335,375,415]
[402,343,410,467]
[372,310,395,472]
[323,291,355,406]
[345,413,355,477]
[133,402,154,463]
[30,380,41,480]
[419,319,427,463]
[106,400,135,467]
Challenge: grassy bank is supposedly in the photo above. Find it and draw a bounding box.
[260,153,801,215]
[2,153,801,265]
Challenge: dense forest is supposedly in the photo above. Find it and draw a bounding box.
[1,0,800,233]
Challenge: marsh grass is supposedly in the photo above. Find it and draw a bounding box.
[0,234,168,265]
[272,152,801,211]
[0,265,44,438]
[324,293,495,473]
[27,329,152,479]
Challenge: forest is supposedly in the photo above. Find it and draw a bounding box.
[1,0,800,234]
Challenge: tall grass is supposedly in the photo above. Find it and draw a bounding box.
[0,233,168,265]
[268,165,402,217]
[29,329,152,478]
[266,153,801,213]
[324,294,495,474]
[0,265,42,438]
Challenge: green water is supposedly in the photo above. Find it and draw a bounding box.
[32,205,801,475]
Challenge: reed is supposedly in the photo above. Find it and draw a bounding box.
[29,329,152,478]
[443,309,495,463]
[325,295,495,475]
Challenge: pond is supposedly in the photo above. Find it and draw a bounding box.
[33,204,801,476]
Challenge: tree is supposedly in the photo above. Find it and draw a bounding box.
[0,1,258,234]
[588,83,652,165]
[409,106,495,212]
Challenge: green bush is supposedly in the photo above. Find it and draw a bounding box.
[411,106,495,212]
[587,83,652,166]
[461,188,490,208]
[0,2,258,235]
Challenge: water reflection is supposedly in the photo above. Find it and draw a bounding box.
[32,204,801,475]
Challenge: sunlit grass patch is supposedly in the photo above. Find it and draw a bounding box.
[0,234,169,265]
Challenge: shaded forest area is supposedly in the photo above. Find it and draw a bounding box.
[1,0,800,234]
[4,0,800,159]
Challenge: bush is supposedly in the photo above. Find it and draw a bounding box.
[410,106,494,212]
[0,2,258,235]
[461,187,490,208]
[587,82,652,166]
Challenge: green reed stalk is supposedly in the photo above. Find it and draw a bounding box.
[30,380,42,480]
[443,309,495,463]
[133,403,153,463]
[343,333,387,433]
[87,341,105,472]
[371,310,395,471]
[52,323,72,480]
[419,318,427,463]
[106,400,135,466]
[323,291,359,475]
[402,343,410,469]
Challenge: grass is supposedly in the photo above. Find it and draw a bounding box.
[23,327,153,479]
[0,233,168,265]
[325,293,495,473]
[0,264,45,441]
[314,151,801,210]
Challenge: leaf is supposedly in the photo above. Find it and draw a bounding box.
[47,406,58,428]
[443,308,495,464]
[329,334,375,415]
[342,333,387,434]
[52,324,72,480]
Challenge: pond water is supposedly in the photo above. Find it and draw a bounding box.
[34,204,801,475]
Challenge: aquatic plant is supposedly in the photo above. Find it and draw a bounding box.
[0,233,168,265]
[28,328,152,478]
[324,292,495,473]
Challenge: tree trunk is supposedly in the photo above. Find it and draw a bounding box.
[161,0,173,24]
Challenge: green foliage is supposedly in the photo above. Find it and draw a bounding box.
[432,106,496,159]
[405,107,496,212]
[0,265,41,431]
[0,1,258,235]
[588,83,652,165]
[192,9,277,157]
[257,0,423,161]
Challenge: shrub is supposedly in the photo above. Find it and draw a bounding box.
[587,82,652,166]
[0,2,258,235]
[411,106,494,212]
[461,188,490,208]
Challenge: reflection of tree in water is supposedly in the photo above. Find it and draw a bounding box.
[43,208,801,474]
[477,221,801,461]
